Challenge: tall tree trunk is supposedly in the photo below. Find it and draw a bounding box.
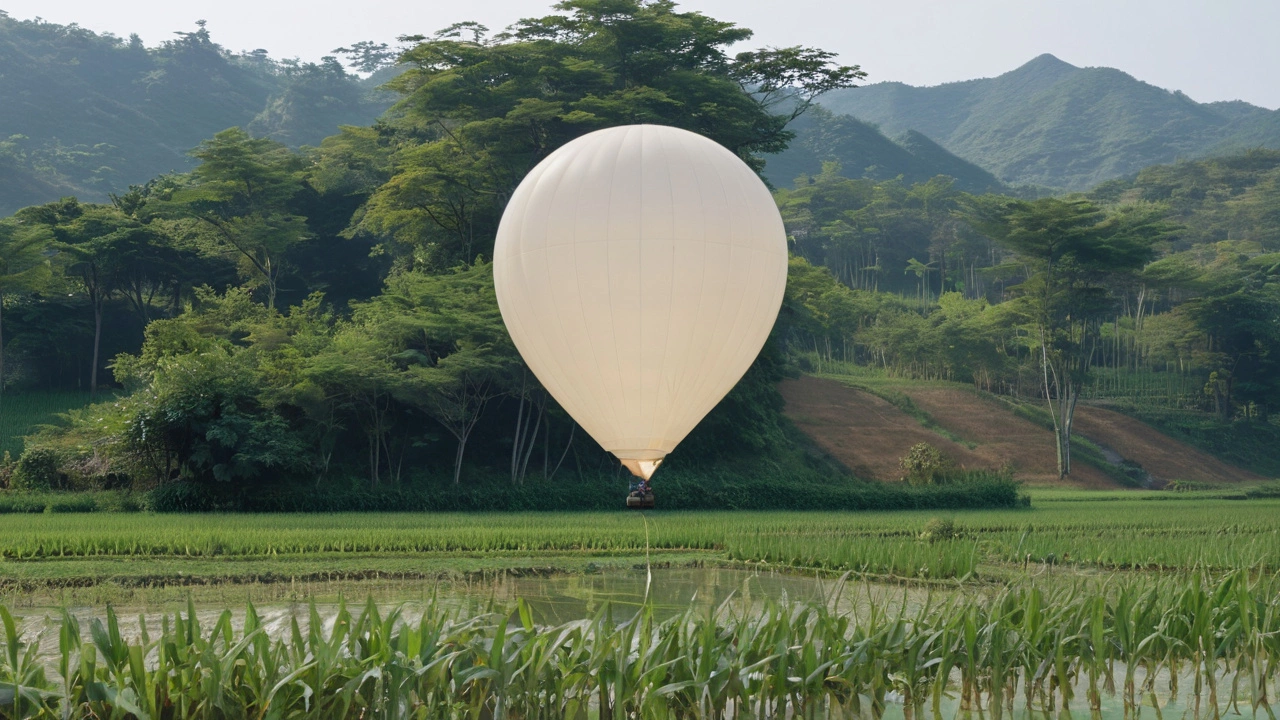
[90,299,103,399]
[518,402,543,485]
[453,432,468,486]
[1041,334,1069,479]
[510,376,526,484]
[264,256,277,310]
[1055,384,1077,479]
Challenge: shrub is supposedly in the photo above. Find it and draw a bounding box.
[899,443,956,485]
[0,451,13,489]
[920,517,958,543]
[12,448,62,491]
[1165,479,1214,493]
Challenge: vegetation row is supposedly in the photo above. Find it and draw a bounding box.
[0,570,1277,718]
[0,501,1276,576]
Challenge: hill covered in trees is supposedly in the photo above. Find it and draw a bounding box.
[820,54,1280,191]
[762,107,1005,193]
[0,11,393,214]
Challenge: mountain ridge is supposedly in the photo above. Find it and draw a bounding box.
[820,54,1280,190]
[763,107,1005,192]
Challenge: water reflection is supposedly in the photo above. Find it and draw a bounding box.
[477,566,844,624]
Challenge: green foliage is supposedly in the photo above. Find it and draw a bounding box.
[157,128,311,308]
[0,489,145,513]
[141,472,1020,513]
[8,498,1280,575]
[962,195,1167,477]
[12,447,61,490]
[358,0,857,269]
[126,353,311,484]
[899,443,955,485]
[776,170,994,298]
[918,516,958,543]
[0,569,1276,717]
[0,390,93,457]
[729,533,977,578]
[1245,481,1280,498]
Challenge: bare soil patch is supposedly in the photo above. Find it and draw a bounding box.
[782,377,1259,488]
[780,377,989,482]
[900,388,1112,487]
[1072,405,1263,485]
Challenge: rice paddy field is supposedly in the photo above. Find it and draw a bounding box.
[0,493,1277,718]
[1,497,1277,583]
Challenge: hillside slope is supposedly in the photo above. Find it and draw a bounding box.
[0,13,392,214]
[781,376,1262,486]
[819,54,1280,191]
[763,108,1005,192]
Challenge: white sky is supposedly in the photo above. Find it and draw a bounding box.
[4,0,1277,109]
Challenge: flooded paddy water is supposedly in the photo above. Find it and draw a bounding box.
[15,566,923,643]
[1,567,1263,720]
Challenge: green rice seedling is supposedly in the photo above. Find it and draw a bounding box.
[0,501,1278,590]
[0,570,1277,718]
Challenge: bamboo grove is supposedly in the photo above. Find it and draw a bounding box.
[0,570,1276,719]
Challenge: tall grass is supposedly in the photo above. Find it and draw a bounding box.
[0,570,1277,718]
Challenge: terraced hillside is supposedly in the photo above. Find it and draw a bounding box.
[781,376,1262,487]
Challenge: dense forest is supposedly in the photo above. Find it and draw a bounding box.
[0,0,1277,504]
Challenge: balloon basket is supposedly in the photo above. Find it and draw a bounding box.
[626,493,655,509]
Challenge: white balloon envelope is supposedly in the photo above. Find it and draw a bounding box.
[493,124,788,480]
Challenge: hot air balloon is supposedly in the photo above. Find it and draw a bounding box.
[493,124,788,507]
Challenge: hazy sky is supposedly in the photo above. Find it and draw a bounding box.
[5,0,1277,109]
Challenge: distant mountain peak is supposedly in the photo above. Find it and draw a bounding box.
[1018,53,1077,71]
[1000,53,1080,88]
[816,54,1280,191]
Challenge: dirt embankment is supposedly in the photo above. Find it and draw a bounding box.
[780,376,1261,487]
